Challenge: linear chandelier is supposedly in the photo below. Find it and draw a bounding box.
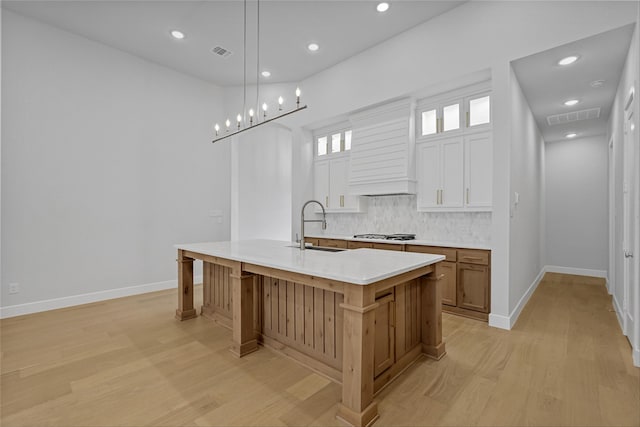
[211,0,307,144]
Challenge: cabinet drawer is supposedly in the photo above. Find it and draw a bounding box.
[348,241,374,249]
[304,237,320,247]
[318,238,348,249]
[372,242,404,251]
[405,245,457,262]
[457,249,489,265]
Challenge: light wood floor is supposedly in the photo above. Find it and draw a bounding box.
[1,273,638,426]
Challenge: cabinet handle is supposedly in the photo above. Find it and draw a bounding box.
[326,196,329,208]
[466,188,469,204]
[440,189,444,205]
[340,195,344,207]
[466,111,470,128]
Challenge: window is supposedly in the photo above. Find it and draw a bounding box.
[469,95,490,127]
[442,103,460,132]
[317,136,327,156]
[316,127,352,156]
[421,109,437,136]
[331,133,341,153]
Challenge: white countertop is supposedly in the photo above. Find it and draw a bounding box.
[305,234,491,250]
[175,239,444,286]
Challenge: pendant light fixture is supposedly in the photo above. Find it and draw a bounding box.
[212,0,307,144]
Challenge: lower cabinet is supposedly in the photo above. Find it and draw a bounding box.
[437,261,457,307]
[457,263,490,313]
[373,292,395,377]
[318,238,348,249]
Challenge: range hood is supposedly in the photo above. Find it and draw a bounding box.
[348,98,416,196]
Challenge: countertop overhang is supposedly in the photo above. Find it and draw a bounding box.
[175,239,444,286]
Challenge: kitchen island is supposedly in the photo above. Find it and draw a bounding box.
[175,239,445,427]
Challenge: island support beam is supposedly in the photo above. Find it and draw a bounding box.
[421,273,446,359]
[337,285,380,427]
[230,263,259,357]
[175,250,197,321]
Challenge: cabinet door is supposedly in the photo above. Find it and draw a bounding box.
[438,261,457,307]
[329,157,352,210]
[440,137,464,208]
[374,293,395,378]
[314,160,330,211]
[457,263,490,313]
[417,143,441,209]
[464,132,492,208]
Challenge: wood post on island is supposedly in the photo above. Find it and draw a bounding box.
[337,285,380,427]
[175,249,197,321]
[230,263,258,357]
[421,273,446,359]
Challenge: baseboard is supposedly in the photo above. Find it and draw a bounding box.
[488,267,546,331]
[488,313,510,330]
[0,275,203,319]
[509,267,546,329]
[544,265,608,279]
[612,295,625,334]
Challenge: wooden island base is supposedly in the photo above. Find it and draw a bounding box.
[176,248,445,427]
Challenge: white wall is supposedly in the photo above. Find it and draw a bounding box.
[1,11,231,312]
[545,135,609,272]
[287,1,636,325]
[607,11,640,366]
[231,124,292,241]
[506,68,545,325]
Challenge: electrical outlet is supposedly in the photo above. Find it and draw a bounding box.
[9,283,20,294]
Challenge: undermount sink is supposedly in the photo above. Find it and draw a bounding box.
[288,244,346,253]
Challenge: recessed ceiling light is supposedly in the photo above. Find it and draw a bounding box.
[590,79,605,88]
[261,70,271,78]
[170,30,185,40]
[307,43,319,52]
[557,55,579,66]
[377,2,390,12]
[564,99,579,106]
[565,133,577,139]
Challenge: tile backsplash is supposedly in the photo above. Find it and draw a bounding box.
[306,195,491,246]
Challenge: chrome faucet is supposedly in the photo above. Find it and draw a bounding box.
[300,200,327,250]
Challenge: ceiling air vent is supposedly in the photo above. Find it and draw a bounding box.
[212,46,232,58]
[546,107,601,126]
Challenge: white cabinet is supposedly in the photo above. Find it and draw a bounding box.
[417,131,492,212]
[464,132,492,208]
[416,84,491,142]
[314,156,366,213]
[417,137,464,210]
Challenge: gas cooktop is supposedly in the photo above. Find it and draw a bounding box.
[353,234,416,241]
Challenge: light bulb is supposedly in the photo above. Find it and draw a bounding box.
[249,109,254,117]
[214,123,220,136]
[225,119,230,128]
[262,102,268,118]
[237,114,242,122]
[296,87,301,107]
[249,108,254,125]
[296,87,301,97]
[278,96,284,111]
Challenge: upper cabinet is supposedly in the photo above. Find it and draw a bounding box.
[416,82,493,212]
[314,124,366,213]
[417,88,492,141]
[348,98,416,195]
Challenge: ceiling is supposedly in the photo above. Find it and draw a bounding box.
[512,24,635,143]
[2,0,465,87]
